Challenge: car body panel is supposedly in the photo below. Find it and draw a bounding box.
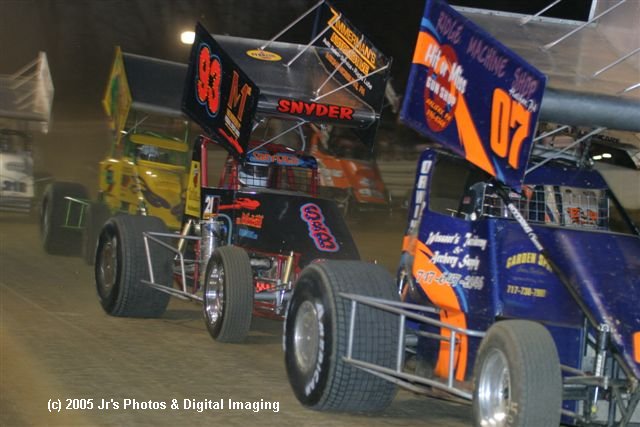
[309,132,389,210]
[201,187,359,266]
[404,148,640,383]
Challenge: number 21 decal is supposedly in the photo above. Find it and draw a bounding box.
[490,88,531,170]
[203,195,220,219]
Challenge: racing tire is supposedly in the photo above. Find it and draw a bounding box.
[284,260,399,412]
[95,215,171,318]
[472,320,562,427]
[202,246,254,343]
[40,181,88,255]
[82,202,111,265]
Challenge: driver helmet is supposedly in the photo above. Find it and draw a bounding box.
[238,162,270,188]
[138,144,161,161]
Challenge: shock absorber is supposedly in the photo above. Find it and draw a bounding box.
[275,251,295,314]
[177,219,193,254]
[281,251,295,286]
[200,217,222,282]
[590,323,610,416]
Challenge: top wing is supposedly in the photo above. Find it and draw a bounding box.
[0,52,54,133]
[181,1,392,158]
[103,47,188,144]
[400,0,546,188]
[456,1,639,100]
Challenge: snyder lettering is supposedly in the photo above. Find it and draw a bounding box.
[277,99,353,120]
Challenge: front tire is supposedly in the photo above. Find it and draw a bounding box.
[95,215,171,318]
[284,260,399,412]
[202,246,254,343]
[472,320,562,427]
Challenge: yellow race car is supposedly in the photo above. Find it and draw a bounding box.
[40,48,197,262]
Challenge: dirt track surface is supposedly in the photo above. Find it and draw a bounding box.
[0,118,471,426]
[0,211,472,426]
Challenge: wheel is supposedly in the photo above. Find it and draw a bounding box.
[284,260,399,412]
[82,202,111,265]
[95,215,171,318]
[472,320,562,427]
[40,181,88,255]
[202,246,254,343]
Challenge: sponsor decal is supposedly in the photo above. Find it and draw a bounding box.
[246,49,282,62]
[566,207,598,226]
[256,281,275,292]
[411,239,469,381]
[505,251,552,272]
[316,4,389,103]
[277,99,353,121]
[238,228,258,240]
[249,150,302,166]
[561,188,601,227]
[300,203,340,252]
[219,197,260,211]
[185,160,201,217]
[415,269,484,291]
[326,7,377,75]
[423,43,464,132]
[225,70,253,141]
[236,212,264,229]
[138,177,170,208]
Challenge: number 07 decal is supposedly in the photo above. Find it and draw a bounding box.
[490,88,531,170]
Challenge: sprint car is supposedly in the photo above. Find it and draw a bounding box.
[308,126,391,216]
[283,1,640,426]
[0,52,53,215]
[40,48,196,260]
[92,3,392,343]
[0,129,37,213]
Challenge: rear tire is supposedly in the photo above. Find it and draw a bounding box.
[202,246,254,343]
[40,181,88,255]
[95,215,171,318]
[284,260,399,412]
[472,320,562,427]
